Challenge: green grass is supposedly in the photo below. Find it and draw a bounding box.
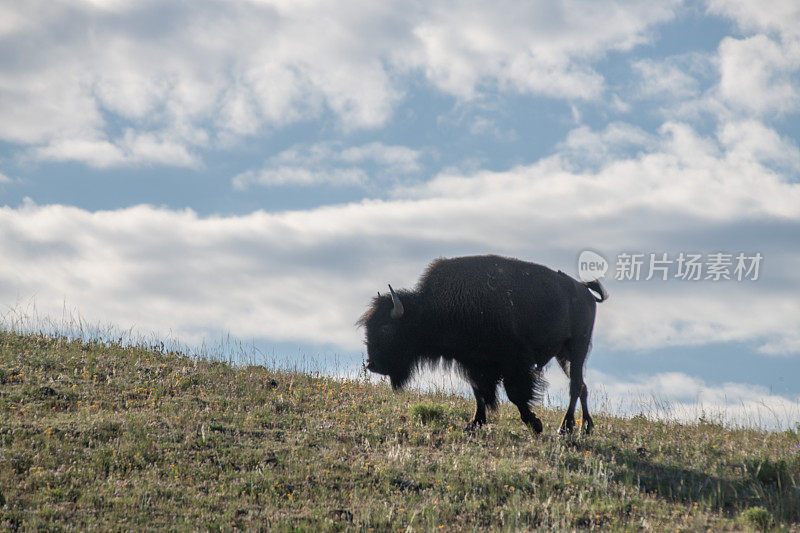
[408,402,449,425]
[1,331,799,531]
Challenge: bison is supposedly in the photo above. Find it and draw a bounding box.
[358,255,607,434]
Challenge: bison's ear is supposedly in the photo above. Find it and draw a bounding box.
[388,284,405,319]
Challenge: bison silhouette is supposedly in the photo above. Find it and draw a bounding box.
[358,255,606,434]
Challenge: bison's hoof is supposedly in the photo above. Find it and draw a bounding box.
[529,418,543,434]
[464,421,483,432]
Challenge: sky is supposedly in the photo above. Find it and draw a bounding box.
[1,0,799,429]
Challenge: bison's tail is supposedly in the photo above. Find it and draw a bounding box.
[582,279,608,303]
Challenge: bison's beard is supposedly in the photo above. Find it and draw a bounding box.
[388,360,415,390]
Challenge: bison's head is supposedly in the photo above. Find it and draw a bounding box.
[357,285,415,389]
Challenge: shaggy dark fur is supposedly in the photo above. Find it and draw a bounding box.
[358,255,607,434]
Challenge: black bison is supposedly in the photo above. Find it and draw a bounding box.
[358,255,607,434]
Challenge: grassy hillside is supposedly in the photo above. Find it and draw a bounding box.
[1,331,798,531]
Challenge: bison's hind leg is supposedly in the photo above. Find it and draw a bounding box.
[556,338,593,435]
[502,364,544,434]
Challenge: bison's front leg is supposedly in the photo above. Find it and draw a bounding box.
[465,368,500,430]
[465,387,488,430]
[502,368,543,434]
[468,392,486,428]
[521,409,544,434]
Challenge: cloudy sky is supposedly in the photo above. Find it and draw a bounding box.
[1,0,799,428]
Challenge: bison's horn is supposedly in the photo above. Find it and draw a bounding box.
[388,284,404,319]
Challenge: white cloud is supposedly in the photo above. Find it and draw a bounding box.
[232,142,423,189]
[584,369,800,430]
[700,1,800,118]
[557,122,656,167]
[716,34,800,116]
[0,0,682,168]
[599,288,800,354]
[717,119,800,173]
[625,7,800,126]
[0,66,105,145]
[707,0,800,40]
[632,56,704,99]
[406,0,679,99]
[399,121,800,221]
[33,131,202,169]
[0,1,404,166]
[468,116,518,140]
[233,167,368,188]
[340,143,422,174]
[2,120,799,356]
[707,0,800,122]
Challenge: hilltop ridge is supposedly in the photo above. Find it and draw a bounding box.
[0,331,798,531]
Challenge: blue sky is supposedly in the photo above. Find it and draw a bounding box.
[1,0,799,427]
